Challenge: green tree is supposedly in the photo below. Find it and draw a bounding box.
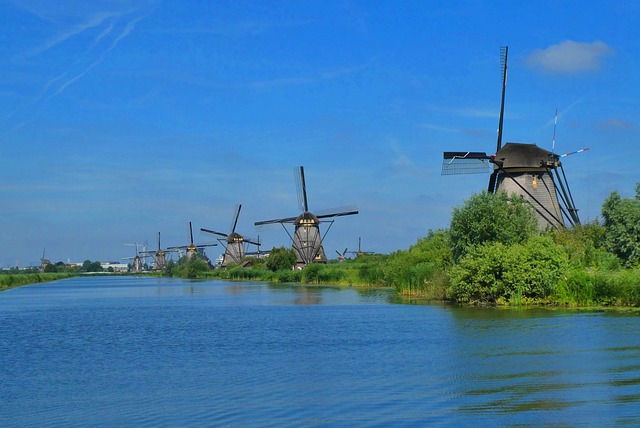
[43,263,57,273]
[80,260,103,273]
[601,184,640,266]
[449,191,538,261]
[266,247,297,272]
[173,254,211,278]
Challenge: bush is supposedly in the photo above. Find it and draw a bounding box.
[448,236,569,305]
[266,247,297,272]
[449,191,538,261]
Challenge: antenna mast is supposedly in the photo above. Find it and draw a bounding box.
[495,46,508,154]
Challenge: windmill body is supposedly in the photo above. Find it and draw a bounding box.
[255,166,358,269]
[293,212,327,266]
[493,143,565,229]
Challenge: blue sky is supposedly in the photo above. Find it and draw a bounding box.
[2,0,639,267]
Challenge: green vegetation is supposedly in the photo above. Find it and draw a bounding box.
[0,272,79,291]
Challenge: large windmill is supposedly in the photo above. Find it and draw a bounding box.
[255,166,358,268]
[201,204,260,268]
[441,46,581,230]
[168,222,217,261]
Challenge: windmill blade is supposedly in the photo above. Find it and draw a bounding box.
[201,227,229,238]
[230,204,242,233]
[335,250,342,257]
[496,45,508,154]
[295,166,309,212]
[188,222,194,245]
[316,209,358,220]
[441,152,491,175]
[560,148,589,158]
[196,243,218,248]
[344,248,348,256]
[254,215,298,226]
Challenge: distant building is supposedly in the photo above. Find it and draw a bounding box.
[100,262,129,272]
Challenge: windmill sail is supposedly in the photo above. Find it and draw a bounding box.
[441,152,491,175]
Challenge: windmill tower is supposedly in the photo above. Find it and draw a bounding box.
[255,166,358,268]
[201,204,260,268]
[441,46,581,230]
[168,222,217,261]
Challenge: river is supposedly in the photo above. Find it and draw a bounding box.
[1,276,640,426]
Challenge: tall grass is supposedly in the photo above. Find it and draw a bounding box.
[0,272,78,291]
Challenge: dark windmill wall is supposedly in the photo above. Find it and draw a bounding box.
[222,241,245,267]
[293,223,327,268]
[494,143,564,230]
[152,252,166,271]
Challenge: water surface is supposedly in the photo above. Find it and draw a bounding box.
[2,276,640,426]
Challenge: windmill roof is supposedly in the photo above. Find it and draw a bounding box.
[295,211,320,225]
[496,142,555,168]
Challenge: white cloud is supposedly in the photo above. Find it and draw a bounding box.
[527,40,613,74]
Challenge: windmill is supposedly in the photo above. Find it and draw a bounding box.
[201,204,260,268]
[349,237,374,257]
[123,243,144,272]
[441,46,581,230]
[40,249,52,271]
[335,248,349,261]
[141,232,174,271]
[255,166,358,268]
[168,222,217,261]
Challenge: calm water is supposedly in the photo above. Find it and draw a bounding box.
[2,276,640,427]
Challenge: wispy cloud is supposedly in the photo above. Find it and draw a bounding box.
[527,40,614,74]
[4,6,148,135]
[18,11,120,59]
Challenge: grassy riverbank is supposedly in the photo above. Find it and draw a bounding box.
[0,272,79,291]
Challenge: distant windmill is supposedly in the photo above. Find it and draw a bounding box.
[335,248,349,261]
[168,222,217,261]
[40,249,52,271]
[255,166,358,268]
[441,46,581,229]
[348,237,374,257]
[141,232,175,271]
[123,243,144,272]
[201,204,260,268]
